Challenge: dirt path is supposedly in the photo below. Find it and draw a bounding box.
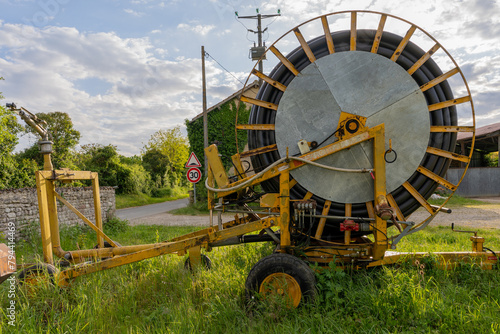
[409,204,500,229]
[127,201,500,230]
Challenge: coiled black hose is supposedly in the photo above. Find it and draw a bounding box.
[247,30,457,237]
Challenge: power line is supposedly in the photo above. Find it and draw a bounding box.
[204,51,245,86]
[235,9,281,84]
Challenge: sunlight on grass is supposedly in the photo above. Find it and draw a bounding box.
[115,192,188,209]
[2,220,500,333]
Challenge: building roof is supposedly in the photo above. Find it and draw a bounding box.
[457,121,500,152]
[190,81,260,123]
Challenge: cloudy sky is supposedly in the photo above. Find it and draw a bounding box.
[1,0,499,156]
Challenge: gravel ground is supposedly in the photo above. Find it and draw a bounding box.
[128,198,500,230]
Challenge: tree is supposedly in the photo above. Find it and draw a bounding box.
[77,144,151,194]
[0,81,37,189]
[142,126,189,186]
[142,148,169,187]
[20,111,81,169]
[185,100,250,171]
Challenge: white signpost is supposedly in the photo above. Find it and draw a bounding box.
[185,152,202,204]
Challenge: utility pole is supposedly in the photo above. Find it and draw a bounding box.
[237,9,281,85]
[201,45,208,175]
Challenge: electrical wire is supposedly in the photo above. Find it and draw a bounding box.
[484,247,498,263]
[205,156,372,193]
[204,51,246,86]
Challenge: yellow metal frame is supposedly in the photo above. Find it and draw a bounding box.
[10,123,496,289]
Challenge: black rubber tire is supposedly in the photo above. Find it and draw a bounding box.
[93,240,122,248]
[17,263,57,286]
[184,254,212,271]
[245,253,317,307]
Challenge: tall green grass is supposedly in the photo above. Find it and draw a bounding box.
[1,222,500,333]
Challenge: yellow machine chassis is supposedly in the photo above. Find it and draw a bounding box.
[1,122,494,288]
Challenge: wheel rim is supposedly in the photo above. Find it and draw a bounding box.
[259,273,302,308]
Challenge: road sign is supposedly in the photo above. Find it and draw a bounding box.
[186,167,202,183]
[185,152,202,168]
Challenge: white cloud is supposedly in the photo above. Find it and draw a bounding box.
[2,0,500,155]
[177,23,215,36]
[0,23,234,155]
[124,8,145,17]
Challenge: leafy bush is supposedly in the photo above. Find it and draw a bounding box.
[105,217,129,234]
[150,187,173,198]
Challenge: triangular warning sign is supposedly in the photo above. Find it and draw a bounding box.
[185,152,202,168]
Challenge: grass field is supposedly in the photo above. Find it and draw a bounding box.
[115,192,189,209]
[1,219,500,333]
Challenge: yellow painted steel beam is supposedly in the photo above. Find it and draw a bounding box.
[240,96,278,110]
[279,171,291,249]
[170,227,216,242]
[386,193,405,222]
[188,246,202,268]
[365,201,375,219]
[417,166,458,191]
[303,191,313,200]
[239,144,277,158]
[407,43,440,75]
[420,68,459,92]
[215,128,373,198]
[371,123,389,260]
[58,235,210,285]
[38,170,97,181]
[231,153,247,180]
[92,176,104,248]
[321,16,335,54]
[270,46,300,76]
[350,11,357,51]
[315,200,331,239]
[428,96,471,111]
[430,126,475,132]
[35,171,54,265]
[205,145,230,188]
[345,203,352,217]
[426,146,469,163]
[371,14,387,54]
[294,28,316,63]
[390,25,417,62]
[260,193,280,208]
[54,192,118,247]
[251,69,287,92]
[402,181,435,214]
[369,251,499,270]
[236,124,275,131]
[213,218,274,243]
[289,179,298,188]
[67,243,165,262]
[46,176,61,254]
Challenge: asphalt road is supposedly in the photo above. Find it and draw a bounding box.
[115,197,189,221]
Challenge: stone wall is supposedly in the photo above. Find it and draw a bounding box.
[0,187,115,240]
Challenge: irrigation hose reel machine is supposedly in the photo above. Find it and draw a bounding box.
[1,11,497,307]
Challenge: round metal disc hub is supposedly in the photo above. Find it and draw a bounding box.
[275,51,430,203]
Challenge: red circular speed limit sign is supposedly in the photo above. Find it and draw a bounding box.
[186,167,202,183]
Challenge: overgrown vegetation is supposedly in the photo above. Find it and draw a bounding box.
[115,189,189,209]
[185,100,251,203]
[2,221,499,333]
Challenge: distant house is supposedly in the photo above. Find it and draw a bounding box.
[189,81,260,124]
[448,122,500,197]
[186,81,260,175]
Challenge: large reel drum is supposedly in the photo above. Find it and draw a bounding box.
[237,11,475,240]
